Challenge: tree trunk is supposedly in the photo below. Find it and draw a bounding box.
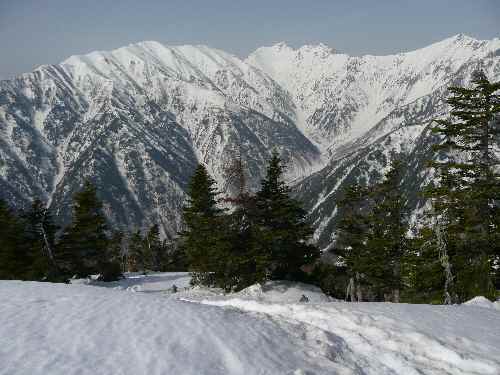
[355,273,363,302]
[346,277,356,302]
[436,215,456,304]
[393,289,400,303]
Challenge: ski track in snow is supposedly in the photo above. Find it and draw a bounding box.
[197,298,500,375]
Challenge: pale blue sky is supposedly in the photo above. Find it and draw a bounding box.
[0,0,499,79]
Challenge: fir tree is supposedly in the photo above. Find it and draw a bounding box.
[425,71,500,302]
[127,230,144,272]
[0,199,28,279]
[58,181,117,279]
[253,151,319,280]
[336,160,410,302]
[365,160,409,302]
[221,153,265,290]
[222,193,262,290]
[107,230,126,276]
[145,224,163,271]
[162,237,188,271]
[335,183,371,301]
[181,164,228,286]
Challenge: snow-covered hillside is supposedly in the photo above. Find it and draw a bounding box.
[1,275,500,374]
[0,34,499,243]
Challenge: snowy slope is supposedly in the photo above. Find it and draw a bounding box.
[1,34,499,242]
[2,277,500,375]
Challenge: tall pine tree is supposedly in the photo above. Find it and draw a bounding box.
[127,230,144,272]
[336,160,409,302]
[58,181,118,279]
[0,199,28,279]
[181,164,228,287]
[335,183,371,301]
[145,224,164,271]
[365,160,409,302]
[425,71,500,302]
[253,151,319,281]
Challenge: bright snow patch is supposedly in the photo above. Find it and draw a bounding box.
[233,280,333,303]
[2,274,500,374]
[70,271,192,293]
[464,296,500,311]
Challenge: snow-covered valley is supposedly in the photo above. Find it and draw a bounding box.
[2,274,499,374]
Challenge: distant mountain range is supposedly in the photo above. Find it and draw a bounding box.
[1,34,499,246]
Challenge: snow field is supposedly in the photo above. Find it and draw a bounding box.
[0,279,336,375]
[1,273,499,375]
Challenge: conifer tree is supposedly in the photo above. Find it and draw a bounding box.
[222,154,264,289]
[253,151,319,280]
[108,230,126,275]
[127,230,144,272]
[181,164,228,286]
[336,160,409,302]
[58,181,116,279]
[145,224,163,271]
[335,183,371,301]
[425,71,500,302]
[365,160,409,302]
[162,237,188,271]
[0,199,28,279]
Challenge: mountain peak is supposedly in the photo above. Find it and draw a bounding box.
[133,40,165,49]
[265,42,335,55]
[268,42,293,51]
[297,43,336,56]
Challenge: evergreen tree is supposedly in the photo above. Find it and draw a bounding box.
[162,237,188,271]
[365,160,409,302]
[336,160,410,302]
[335,183,371,301]
[425,71,500,302]
[253,151,319,280]
[221,153,264,289]
[0,199,28,279]
[58,181,117,279]
[222,193,263,290]
[107,230,126,276]
[145,224,163,271]
[181,164,228,286]
[406,226,448,304]
[127,230,144,272]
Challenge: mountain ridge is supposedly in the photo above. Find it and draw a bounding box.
[1,34,499,242]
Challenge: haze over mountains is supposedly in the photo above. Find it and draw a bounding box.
[1,34,499,246]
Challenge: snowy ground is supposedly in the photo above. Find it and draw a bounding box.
[1,273,500,375]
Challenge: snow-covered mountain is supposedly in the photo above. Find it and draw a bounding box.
[1,34,499,241]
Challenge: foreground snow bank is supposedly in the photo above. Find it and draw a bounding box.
[2,275,500,374]
[0,280,337,375]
